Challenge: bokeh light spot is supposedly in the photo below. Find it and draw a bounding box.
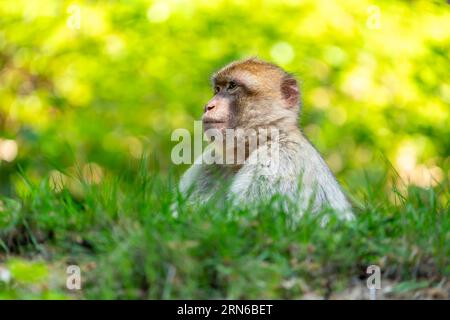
[0,139,18,162]
[147,3,171,23]
[270,42,295,65]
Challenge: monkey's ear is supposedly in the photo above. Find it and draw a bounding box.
[280,76,299,108]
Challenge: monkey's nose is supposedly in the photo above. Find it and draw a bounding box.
[205,104,215,112]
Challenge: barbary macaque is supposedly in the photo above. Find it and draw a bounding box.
[179,58,353,219]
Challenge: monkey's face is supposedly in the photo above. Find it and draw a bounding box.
[202,78,241,135]
[203,59,300,140]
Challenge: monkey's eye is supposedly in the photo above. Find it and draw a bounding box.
[227,81,237,91]
[214,86,221,94]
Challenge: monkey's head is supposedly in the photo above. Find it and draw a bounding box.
[202,58,300,137]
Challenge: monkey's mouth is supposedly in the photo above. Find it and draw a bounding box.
[202,119,226,124]
[203,119,227,133]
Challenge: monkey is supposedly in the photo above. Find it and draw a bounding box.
[179,58,353,220]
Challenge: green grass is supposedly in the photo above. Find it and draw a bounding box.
[0,160,448,299]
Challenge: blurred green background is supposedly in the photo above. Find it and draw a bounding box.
[0,0,449,197]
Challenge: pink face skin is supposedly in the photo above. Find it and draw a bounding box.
[202,95,230,132]
[202,78,241,135]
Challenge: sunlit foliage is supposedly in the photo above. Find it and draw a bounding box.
[0,0,449,196]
